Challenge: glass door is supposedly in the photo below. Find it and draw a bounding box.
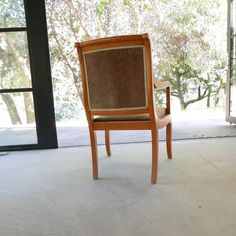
[0,0,37,147]
[226,0,236,123]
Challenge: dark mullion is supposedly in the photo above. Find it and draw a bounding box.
[0,27,27,33]
[0,88,32,94]
[0,144,38,152]
[24,0,58,149]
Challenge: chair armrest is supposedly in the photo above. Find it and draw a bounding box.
[153,77,170,90]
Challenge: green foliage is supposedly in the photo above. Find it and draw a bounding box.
[44,0,229,119]
[97,0,111,22]
[0,0,25,28]
[154,90,165,107]
[0,0,228,123]
[154,0,227,109]
[0,32,30,90]
[123,0,132,7]
[0,0,223,120]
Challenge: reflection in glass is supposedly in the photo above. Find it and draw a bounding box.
[0,0,26,28]
[0,32,31,89]
[0,92,37,145]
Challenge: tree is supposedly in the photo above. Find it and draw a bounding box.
[46,0,227,119]
[156,0,227,110]
[1,0,228,124]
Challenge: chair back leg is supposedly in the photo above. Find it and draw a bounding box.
[89,128,98,179]
[105,130,111,156]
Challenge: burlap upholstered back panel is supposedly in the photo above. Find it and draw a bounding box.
[84,47,147,110]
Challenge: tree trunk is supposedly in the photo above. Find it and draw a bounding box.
[175,72,186,110]
[1,94,22,125]
[214,78,223,106]
[207,88,211,108]
[23,93,35,124]
[180,102,187,110]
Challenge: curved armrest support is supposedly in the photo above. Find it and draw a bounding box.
[153,76,171,114]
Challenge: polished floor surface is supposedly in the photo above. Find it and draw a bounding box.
[0,137,236,236]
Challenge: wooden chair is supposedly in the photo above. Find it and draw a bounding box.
[75,34,172,184]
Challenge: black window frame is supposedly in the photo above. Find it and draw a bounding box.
[0,0,58,151]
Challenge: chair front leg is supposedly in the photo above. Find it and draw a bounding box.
[151,127,159,184]
[105,130,111,156]
[89,128,98,179]
[166,122,172,159]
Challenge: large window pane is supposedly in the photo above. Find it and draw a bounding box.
[0,92,37,146]
[0,0,26,28]
[0,32,31,89]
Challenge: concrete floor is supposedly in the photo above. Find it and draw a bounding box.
[0,137,236,236]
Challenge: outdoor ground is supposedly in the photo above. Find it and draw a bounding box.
[0,109,236,147]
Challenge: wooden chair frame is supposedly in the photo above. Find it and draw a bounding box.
[75,34,172,184]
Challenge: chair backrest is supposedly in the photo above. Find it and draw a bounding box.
[75,34,155,117]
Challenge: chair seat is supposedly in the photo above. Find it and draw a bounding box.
[93,107,167,122]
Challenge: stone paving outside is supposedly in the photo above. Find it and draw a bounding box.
[1,109,236,147]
